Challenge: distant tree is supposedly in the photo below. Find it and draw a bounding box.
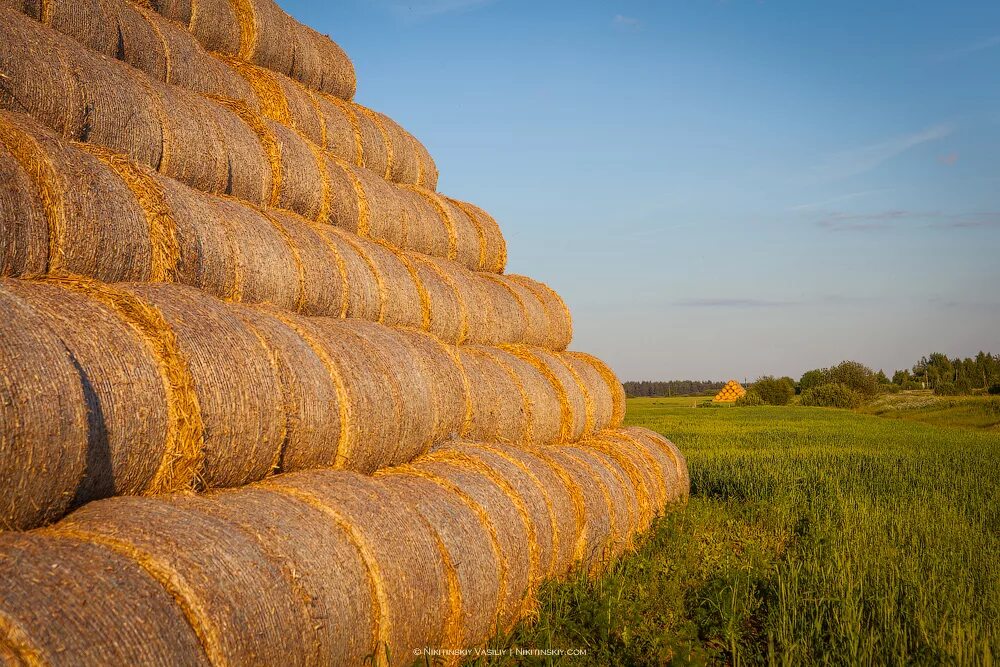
[622,380,726,398]
[826,361,881,398]
[934,382,960,397]
[735,390,764,407]
[800,369,827,393]
[876,370,891,385]
[801,383,862,408]
[750,376,795,406]
[892,369,912,385]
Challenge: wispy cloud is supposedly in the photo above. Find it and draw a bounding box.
[788,189,891,211]
[815,210,1000,232]
[612,14,642,32]
[935,34,1000,61]
[388,0,497,18]
[814,124,954,181]
[673,298,798,308]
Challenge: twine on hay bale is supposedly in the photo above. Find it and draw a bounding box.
[0,533,209,665]
[0,287,87,531]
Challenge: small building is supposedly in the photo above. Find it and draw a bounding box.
[713,380,747,403]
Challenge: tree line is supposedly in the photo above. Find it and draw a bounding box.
[623,380,726,398]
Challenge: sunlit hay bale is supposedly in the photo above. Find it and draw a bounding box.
[445,198,507,273]
[203,100,274,203]
[4,280,170,505]
[444,444,557,589]
[211,196,301,310]
[533,447,613,573]
[428,259,490,342]
[399,328,471,441]
[406,455,533,632]
[311,225,381,322]
[506,274,573,348]
[0,532,209,665]
[478,273,529,345]
[107,0,170,80]
[373,109,420,185]
[224,59,325,147]
[569,445,642,556]
[0,141,48,276]
[0,111,154,283]
[480,347,563,446]
[51,494,312,666]
[121,283,285,487]
[350,105,391,180]
[375,469,502,650]
[311,91,361,165]
[586,431,663,529]
[459,345,531,445]
[342,321,437,463]
[487,273,551,347]
[561,353,617,434]
[262,470,451,665]
[19,0,118,59]
[270,313,405,474]
[623,426,691,501]
[409,130,439,191]
[229,304,341,473]
[408,254,465,344]
[500,345,589,441]
[178,486,373,665]
[397,186,453,259]
[0,287,87,531]
[0,5,85,137]
[484,444,582,579]
[264,209,346,316]
[341,238,424,330]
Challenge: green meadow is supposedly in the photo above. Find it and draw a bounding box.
[475,397,1000,665]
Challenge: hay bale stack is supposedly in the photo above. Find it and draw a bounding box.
[0,532,209,665]
[262,470,453,664]
[0,288,87,531]
[713,379,747,403]
[51,495,313,666]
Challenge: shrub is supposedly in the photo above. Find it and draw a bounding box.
[934,382,961,396]
[749,376,794,405]
[734,390,764,407]
[800,383,862,409]
[989,384,1000,396]
[799,369,827,393]
[827,361,880,398]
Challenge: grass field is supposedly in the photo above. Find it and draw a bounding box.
[472,398,1000,665]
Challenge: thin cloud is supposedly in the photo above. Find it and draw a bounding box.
[612,14,642,31]
[814,124,954,181]
[935,34,1000,61]
[788,189,891,211]
[673,298,798,308]
[388,0,498,18]
[816,210,1000,232]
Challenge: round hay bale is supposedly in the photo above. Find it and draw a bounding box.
[0,284,87,531]
[155,83,226,195]
[311,91,360,166]
[445,198,507,273]
[0,532,209,665]
[559,353,613,435]
[264,209,345,316]
[458,345,529,445]
[187,0,241,56]
[160,22,259,106]
[354,239,424,330]
[429,259,487,343]
[311,225,380,322]
[123,283,284,488]
[107,0,170,81]
[506,274,573,349]
[203,100,273,203]
[178,485,373,665]
[146,0,192,24]
[587,431,664,528]
[212,195,301,311]
[477,273,527,345]
[297,23,356,100]
[376,470,501,651]
[561,446,638,559]
[0,111,153,283]
[445,444,555,589]
[0,6,85,137]
[484,444,580,579]
[533,447,612,573]
[408,254,464,344]
[342,321,436,464]
[368,109,418,185]
[230,305,341,473]
[351,106,389,180]
[4,280,169,504]
[481,346,562,446]
[489,274,556,348]
[226,59,324,146]
[397,186,452,260]
[53,494,311,667]
[31,0,119,60]
[0,140,48,276]
[622,426,690,501]
[398,328,470,441]
[262,469,451,664]
[501,345,588,442]
[410,131,439,191]
[566,351,627,427]
[404,456,531,632]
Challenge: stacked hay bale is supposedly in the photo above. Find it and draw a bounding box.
[713,379,747,403]
[0,0,691,662]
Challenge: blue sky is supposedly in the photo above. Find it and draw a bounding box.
[280,0,1000,381]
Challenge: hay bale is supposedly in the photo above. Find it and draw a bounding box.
[264,209,346,316]
[106,0,170,80]
[506,274,573,348]
[0,5,85,137]
[567,351,627,427]
[446,198,507,272]
[376,470,502,650]
[533,447,612,572]
[205,97,274,203]
[477,273,528,345]
[586,431,664,529]
[352,238,425,330]
[458,345,529,445]
[158,16,260,106]
[53,494,312,666]
[564,445,641,556]
[623,426,691,501]
[3,280,170,505]
[398,328,470,441]
[501,345,589,441]
[404,456,532,632]
[0,140,48,276]
[411,131,439,191]
[409,254,465,344]
[262,469,451,664]
[178,486,374,665]
[227,60,325,147]
[229,305,341,474]
[0,285,87,531]
[156,84,229,195]
[0,532,209,665]
[311,91,360,167]
[121,283,284,488]
[397,186,452,259]
[0,111,154,283]
[310,225,381,322]
[480,346,563,446]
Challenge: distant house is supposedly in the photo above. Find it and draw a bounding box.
[713,380,747,403]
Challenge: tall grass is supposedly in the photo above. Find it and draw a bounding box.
[470,400,999,665]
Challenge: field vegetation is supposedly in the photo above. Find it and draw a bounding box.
[473,397,999,665]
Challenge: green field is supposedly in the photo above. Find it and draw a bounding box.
[475,398,1000,665]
